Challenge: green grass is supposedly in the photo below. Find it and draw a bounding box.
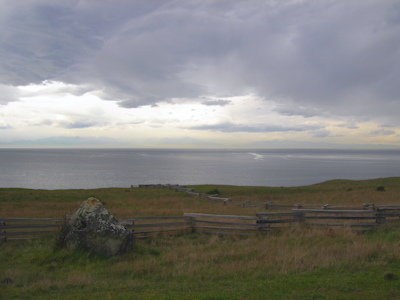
[2,177,400,299]
[2,229,400,299]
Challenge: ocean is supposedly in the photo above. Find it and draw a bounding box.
[0,148,399,190]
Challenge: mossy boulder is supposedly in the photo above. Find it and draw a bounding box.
[64,198,134,256]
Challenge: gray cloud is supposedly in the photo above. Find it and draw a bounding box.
[32,119,107,129]
[0,136,121,147]
[189,122,321,133]
[64,121,101,129]
[310,130,331,138]
[370,129,396,136]
[1,0,399,124]
[145,136,219,147]
[337,123,359,130]
[273,105,324,118]
[246,140,399,150]
[201,99,232,106]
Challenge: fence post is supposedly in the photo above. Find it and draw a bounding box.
[293,212,305,224]
[376,211,386,225]
[131,220,135,233]
[256,216,269,233]
[363,203,375,210]
[185,216,196,234]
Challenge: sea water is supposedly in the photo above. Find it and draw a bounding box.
[0,148,399,189]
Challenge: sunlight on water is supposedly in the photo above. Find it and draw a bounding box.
[248,152,264,160]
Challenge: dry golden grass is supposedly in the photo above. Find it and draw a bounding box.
[88,225,400,280]
[1,178,400,220]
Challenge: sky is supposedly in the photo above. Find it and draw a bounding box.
[1,0,400,149]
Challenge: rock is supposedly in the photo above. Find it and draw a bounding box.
[63,197,134,257]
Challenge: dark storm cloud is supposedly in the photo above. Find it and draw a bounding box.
[1,0,400,123]
[0,0,161,85]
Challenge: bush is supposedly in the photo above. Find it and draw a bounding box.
[206,188,219,195]
[376,186,385,192]
[383,272,398,280]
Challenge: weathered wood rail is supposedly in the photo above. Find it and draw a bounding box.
[257,210,380,231]
[3,207,400,241]
[0,217,62,241]
[2,184,400,240]
[184,213,269,235]
[122,216,188,239]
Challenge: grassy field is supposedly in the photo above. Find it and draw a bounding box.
[1,177,400,299]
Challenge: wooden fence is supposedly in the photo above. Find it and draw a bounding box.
[3,207,400,241]
[0,217,62,241]
[2,184,400,240]
[257,210,379,231]
[183,213,269,235]
[122,216,188,239]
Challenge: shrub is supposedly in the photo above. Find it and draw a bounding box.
[383,272,398,280]
[206,188,219,195]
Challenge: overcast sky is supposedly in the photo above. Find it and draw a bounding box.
[1,0,400,148]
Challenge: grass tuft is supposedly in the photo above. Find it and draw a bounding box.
[383,272,398,280]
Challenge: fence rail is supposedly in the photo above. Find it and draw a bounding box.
[122,216,188,239]
[3,183,400,240]
[183,213,269,235]
[2,207,400,241]
[0,218,62,241]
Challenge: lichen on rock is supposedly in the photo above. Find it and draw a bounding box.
[63,197,134,257]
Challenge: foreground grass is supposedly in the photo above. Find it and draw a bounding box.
[2,177,400,299]
[2,226,400,299]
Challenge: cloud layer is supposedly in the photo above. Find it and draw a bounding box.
[1,0,400,147]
